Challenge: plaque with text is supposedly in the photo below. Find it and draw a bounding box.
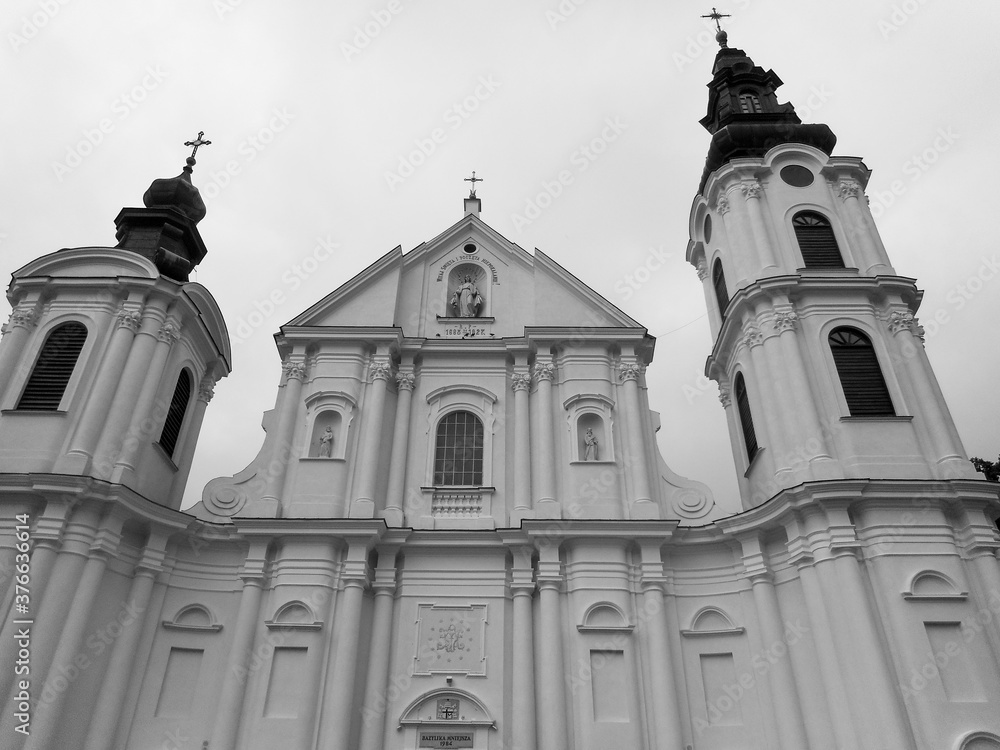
[419,731,474,748]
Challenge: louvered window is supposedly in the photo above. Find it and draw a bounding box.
[829,328,895,416]
[16,322,88,411]
[739,93,763,114]
[434,410,484,486]
[713,259,730,320]
[793,212,845,268]
[158,369,192,458]
[735,373,759,462]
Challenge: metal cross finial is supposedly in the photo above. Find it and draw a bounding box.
[701,7,731,33]
[464,171,483,197]
[184,131,212,160]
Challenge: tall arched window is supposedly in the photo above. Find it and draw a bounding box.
[828,328,895,416]
[16,321,88,411]
[434,410,484,486]
[734,373,759,462]
[712,258,730,319]
[158,369,192,458]
[739,92,763,114]
[793,211,845,268]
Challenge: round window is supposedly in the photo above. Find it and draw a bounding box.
[463,243,477,254]
[780,165,815,187]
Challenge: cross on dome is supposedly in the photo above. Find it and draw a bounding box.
[464,170,483,197]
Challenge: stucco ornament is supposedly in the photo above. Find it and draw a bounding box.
[619,362,641,382]
[7,306,37,330]
[773,309,798,332]
[282,359,308,381]
[116,306,143,331]
[838,179,863,201]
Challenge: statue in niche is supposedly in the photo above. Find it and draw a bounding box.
[451,274,483,318]
[584,428,599,461]
[318,426,334,458]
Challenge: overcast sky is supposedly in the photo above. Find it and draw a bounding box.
[2,1,998,514]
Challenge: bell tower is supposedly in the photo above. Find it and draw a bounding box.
[685,28,977,508]
[0,140,230,509]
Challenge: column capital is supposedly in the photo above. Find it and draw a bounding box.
[282,358,308,381]
[718,385,731,408]
[772,309,798,333]
[7,305,38,330]
[510,581,536,597]
[533,361,555,382]
[116,305,143,332]
[511,371,531,392]
[156,321,182,344]
[837,179,864,202]
[370,358,394,382]
[619,362,641,382]
[197,376,216,404]
[396,371,416,391]
[741,179,764,200]
[742,324,763,349]
[887,310,926,343]
[715,192,730,216]
[696,258,708,281]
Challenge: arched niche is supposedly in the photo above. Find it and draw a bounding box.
[564,393,615,463]
[578,602,632,633]
[265,600,322,631]
[958,732,1000,750]
[303,391,356,460]
[447,263,489,318]
[903,570,968,601]
[681,606,744,637]
[162,603,222,632]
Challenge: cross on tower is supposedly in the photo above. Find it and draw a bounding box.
[464,171,483,197]
[701,7,731,33]
[184,131,212,160]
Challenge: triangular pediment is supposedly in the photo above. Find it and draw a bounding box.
[285,211,641,337]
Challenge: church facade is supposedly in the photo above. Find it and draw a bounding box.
[1,33,1000,750]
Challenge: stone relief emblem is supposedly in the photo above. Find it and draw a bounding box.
[413,604,487,676]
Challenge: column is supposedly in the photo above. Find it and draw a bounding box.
[830,549,914,748]
[0,305,38,403]
[56,304,142,473]
[838,179,893,272]
[208,552,267,750]
[638,541,685,750]
[618,361,653,509]
[743,324,793,474]
[318,553,367,750]
[512,370,532,521]
[532,361,557,516]
[24,518,122,750]
[111,319,181,482]
[510,546,536,750]
[260,358,307,509]
[92,300,168,478]
[715,187,753,288]
[741,179,779,271]
[82,543,164,750]
[357,550,398,750]
[794,559,860,749]
[535,546,568,750]
[383,370,415,527]
[352,358,392,518]
[738,534,809,750]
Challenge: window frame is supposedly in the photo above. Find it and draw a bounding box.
[827,326,896,417]
[792,210,846,269]
[14,320,89,412]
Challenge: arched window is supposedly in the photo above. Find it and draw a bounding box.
[739,92,763,114]
[828,328,895,416]
[158,369,192,458]
[434,410,484,486]
[712,258,730,319]
[16,322,88,411]
[793,211,845,268]
[734,373,759,461]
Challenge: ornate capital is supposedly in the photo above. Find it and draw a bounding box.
[887,310,925,343]
[696,258,708,281]
[369,359,393,382]
[116,306,143,332]
[741,180,763,200]
[742,324,763,349]
[7,306,38,331]
[773,309,799,332]
[619,362,641,382]
[511,371,531,392]
[197,376,216,403]
[396,371,416,391]
[157,321,181,344]
[283,359,307,381]
[838,179,863,201]
[533,362,555,382]
[718,385,732,408]
[716,193,730,216]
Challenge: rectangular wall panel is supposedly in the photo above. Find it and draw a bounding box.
[700,652,743,726]
[590,649,628,723]
[924,622,986,703]
[263,646,309,718]
[155,648,204,718]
